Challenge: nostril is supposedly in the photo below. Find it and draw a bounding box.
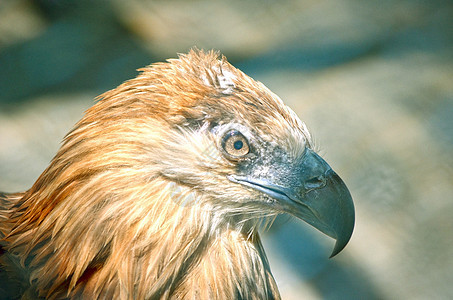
[305,175,326,190]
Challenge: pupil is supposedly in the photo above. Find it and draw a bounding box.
[233,140,243,150]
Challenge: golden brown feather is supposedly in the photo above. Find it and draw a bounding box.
[0,49,354,299]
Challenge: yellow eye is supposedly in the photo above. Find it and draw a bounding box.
[222,130,250,158]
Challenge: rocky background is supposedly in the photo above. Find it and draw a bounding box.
[1,0,452,299]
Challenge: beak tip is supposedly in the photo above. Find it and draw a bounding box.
[329,209,355,258]
[329,238,350,258]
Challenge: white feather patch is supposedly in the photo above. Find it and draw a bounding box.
[217,68,236,94]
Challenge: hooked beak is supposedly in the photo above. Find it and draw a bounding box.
[228,149,355,257]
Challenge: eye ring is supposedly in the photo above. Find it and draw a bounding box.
[221,130,250,159]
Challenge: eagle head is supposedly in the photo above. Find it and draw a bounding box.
[2,49,354,298]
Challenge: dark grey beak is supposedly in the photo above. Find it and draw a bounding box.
[229,149,355,257]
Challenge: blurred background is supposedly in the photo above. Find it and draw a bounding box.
[0,0,452,299]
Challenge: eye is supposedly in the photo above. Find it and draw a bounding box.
[221,130,250,158]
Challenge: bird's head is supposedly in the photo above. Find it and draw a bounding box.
[4,49,355,299]
[21,50,353,263]
[80,49,354,257]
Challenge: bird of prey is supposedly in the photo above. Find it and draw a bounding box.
[0,49,354,299]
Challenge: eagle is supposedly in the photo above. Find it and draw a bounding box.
[0,49,354,299]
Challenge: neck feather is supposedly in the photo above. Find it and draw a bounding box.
[3,179,280,299]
